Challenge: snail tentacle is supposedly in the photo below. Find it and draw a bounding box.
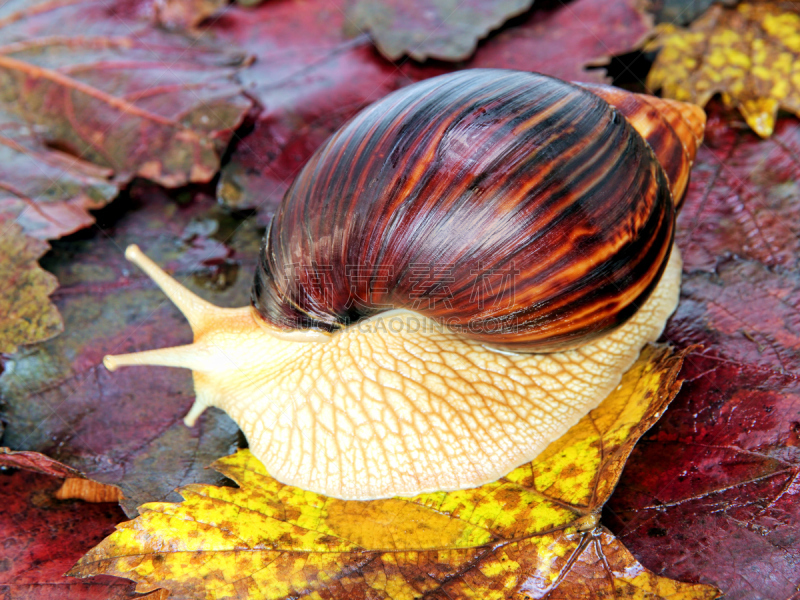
[121,244,219,333]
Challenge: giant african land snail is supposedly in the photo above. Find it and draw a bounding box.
[104,69,706,500]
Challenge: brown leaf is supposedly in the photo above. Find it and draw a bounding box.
[0,222,62,353]
[347,0,534,61]
[0,448,86,478]
[647,1,800,137]
[0,0,251,194]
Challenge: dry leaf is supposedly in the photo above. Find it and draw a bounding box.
[0,448,133,598]
[0,0,251,204]
[0,448,87,479]
[0,448,125,503]
[0,222,62,353]
[71,345,720,600]
[347,0,534,61]
[647,2,800,137]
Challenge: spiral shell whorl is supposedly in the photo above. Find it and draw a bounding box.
[252,69,675,352]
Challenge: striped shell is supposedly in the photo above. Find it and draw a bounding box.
[252,69,704,352]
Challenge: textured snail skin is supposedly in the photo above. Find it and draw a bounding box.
[104,70,706,500]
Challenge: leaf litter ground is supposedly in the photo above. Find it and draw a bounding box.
[0,185,260,517]
[1,0,799,597]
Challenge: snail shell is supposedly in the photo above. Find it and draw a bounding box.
[104,70,705,500]
[252,70,700,351]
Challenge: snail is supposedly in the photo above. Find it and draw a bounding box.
[104,69,705,500]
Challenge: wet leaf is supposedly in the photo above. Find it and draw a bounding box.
[71,346,719,600]
[213,0,653,212]
[0,113,118,241]
[466,0,653,77]
[0,222,62,353]
[0,0,251,354]
[607,356,800,600]
[347,0,534,61]
[674,107,800,273]
[0,458,137,600]
[670,108,800,371]
[647,1,800,137]
[605,108,800,599]
[151,0,229,29]
[0,0,251,193]
[649,0,738,25]
[1,447,89,478]
[0,447,124,503]
[0,185,257,516]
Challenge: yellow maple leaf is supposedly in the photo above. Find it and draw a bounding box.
[70,345,719,600]
[647,1,800,137]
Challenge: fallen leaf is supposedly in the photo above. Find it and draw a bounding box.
[0,0,251,195]
[0,113,118,240]
[671,260,800,372]
[151,0,229,29]
[669,106,800,371]
[0,447,90,478]
[0,185,253,516]
[0,462,137,600]
[0,447,125,503]
[675,106,800,272]
[647,1,800,137]
[346,0,534,61]
[606,356,800,600]
[71,345,719,600]
[648,0,738,25]
[212,0,416,213]
[467,0,653,80]
[0,222,62,353]
[0,0,252,354]
[213,0,653,212]
[604,108,800,599]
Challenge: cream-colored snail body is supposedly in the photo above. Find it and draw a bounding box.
[105,70,705,500]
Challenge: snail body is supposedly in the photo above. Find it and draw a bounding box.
[105,70,705,500]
